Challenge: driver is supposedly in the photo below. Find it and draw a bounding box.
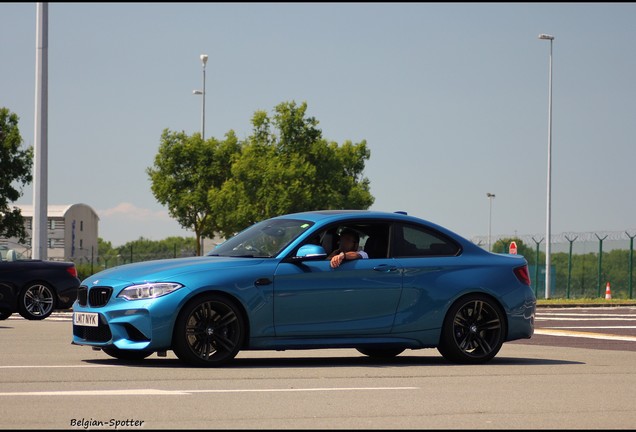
[327,228,368,268]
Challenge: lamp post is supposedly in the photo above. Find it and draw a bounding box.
[192,54,208,140]
[538,33,554,299]
[486,193,495,252]
[192,54,208,256]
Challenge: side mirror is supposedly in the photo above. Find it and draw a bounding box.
[291,244,327,262]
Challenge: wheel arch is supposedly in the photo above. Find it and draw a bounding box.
[170,289,250,349]
[441,291,509,343]
[19,279,57,295]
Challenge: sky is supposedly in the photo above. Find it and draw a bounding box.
[2,3,635,248]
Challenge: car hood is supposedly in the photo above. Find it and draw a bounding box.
[82,256,267,285]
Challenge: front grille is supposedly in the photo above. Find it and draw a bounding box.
[88,286,113,307]
[73,315,112,343]
[77,286,113,307]
[78,287,87,306]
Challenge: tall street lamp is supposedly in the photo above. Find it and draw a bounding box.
[538,33,554,299]
[192,54,208,256]
[192,54,208,140]
[486,193,495,252]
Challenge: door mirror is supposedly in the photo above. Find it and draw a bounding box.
[291,244,327,262]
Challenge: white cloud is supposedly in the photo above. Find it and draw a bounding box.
[98,202,172,221]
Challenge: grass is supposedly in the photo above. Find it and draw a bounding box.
[537,297,636,307]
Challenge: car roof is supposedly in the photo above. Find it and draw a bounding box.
[274,210,412,223]
[276,209,465,238]
[273,210,489,253]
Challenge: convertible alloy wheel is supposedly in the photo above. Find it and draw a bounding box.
[437,294,506,364]
[173,294,245,367]
[18,283,56,320]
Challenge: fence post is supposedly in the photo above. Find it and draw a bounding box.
[627,232,635,299]
[532,236,544,298]
[595,234,608,298]
[565,235,577,299]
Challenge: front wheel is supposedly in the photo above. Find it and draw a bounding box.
[437,294,506,364]
[18,282,56,320]
[172,294,245,367]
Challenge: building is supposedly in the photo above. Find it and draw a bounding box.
[0,203,99,261]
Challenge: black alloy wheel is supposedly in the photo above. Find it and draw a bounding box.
[173,294,244,367]
[18,282,56,320]
[437,294,506,364]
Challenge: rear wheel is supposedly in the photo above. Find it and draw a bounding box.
[0,309,12,320]
[356,347,405,359]
[437,294,506,364]
[173,294,244,367]
[102,347,153,361]
[18,282,55,320]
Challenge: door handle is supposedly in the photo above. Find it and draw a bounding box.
[373,265,398,273]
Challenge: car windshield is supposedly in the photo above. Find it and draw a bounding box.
[207,219,314,258]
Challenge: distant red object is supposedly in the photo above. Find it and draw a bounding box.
[509,241,518,255]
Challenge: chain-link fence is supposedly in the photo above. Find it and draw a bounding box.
[472,230,636,299]
[62,229,636,299]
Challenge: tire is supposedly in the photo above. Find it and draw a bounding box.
[0,309,12,320]
[102,347,153,361]
[172,294,245,367]
[437,294,507,364]
[356,347,405,359]
[18,282,56,320]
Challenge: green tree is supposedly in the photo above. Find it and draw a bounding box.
[114,236,197,263]
[492,237,534,260]
[147,129,240,255]
[210,101,374,236]
[97,237,120,268]
[0,108,33,240]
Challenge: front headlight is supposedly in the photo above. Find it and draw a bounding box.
[117,282,183,301]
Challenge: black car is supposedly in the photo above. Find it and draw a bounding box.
[0,252,80,320]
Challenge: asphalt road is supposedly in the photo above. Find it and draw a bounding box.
[1,307,635,429]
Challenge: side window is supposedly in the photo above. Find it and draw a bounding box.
[303,222,391,259]
[393,224,460,257]
[359,223,390,259]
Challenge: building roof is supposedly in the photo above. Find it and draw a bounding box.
[15,203,99,220]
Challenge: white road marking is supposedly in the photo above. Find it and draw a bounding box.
[0,387,418,397]
[0,365,114,369]
[0,389,188,396]
[541,326,636,329]
[534,328,636,342]
[535,317,636,321]
[537,313,636,318]
[535,311,636,341]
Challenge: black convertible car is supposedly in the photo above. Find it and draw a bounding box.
[0,250,80,320]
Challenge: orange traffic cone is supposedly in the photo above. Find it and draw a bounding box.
[605,282,612,300]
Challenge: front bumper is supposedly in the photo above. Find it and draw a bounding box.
[72,288,187,351]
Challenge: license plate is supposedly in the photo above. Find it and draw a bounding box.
[73,312,99,327]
